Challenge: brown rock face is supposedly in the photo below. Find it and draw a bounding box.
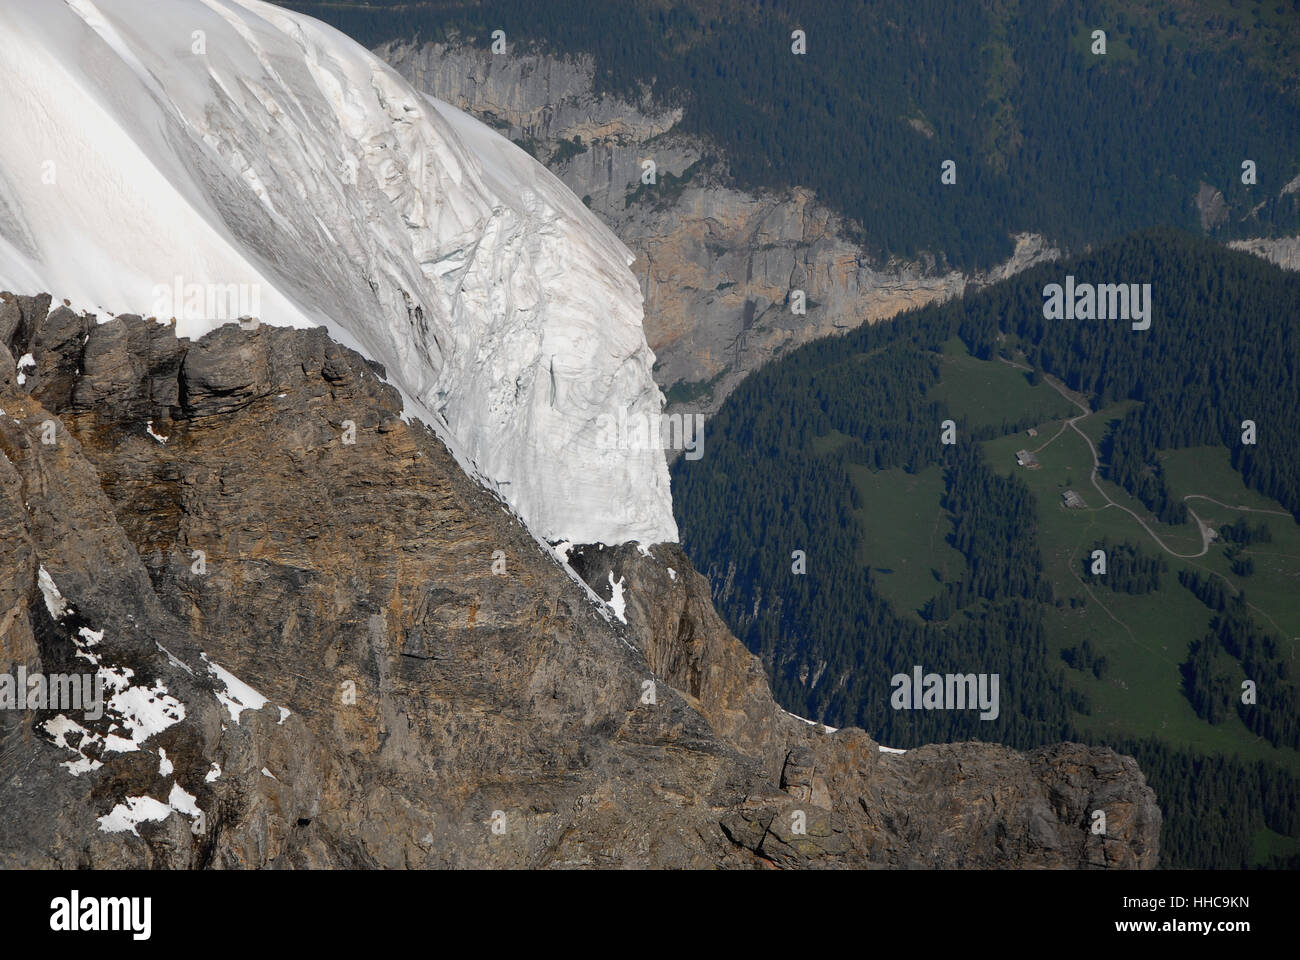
[567,541,788,775]
[0,294,1160,868]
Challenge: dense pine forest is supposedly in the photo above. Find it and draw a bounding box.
[671,229,1300,867]
[275,0,1300,270]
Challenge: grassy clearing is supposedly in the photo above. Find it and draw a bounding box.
[1075,399,1140,447]
[810,429,853,457]
[1253,826,1300,866]
[846,464,965,617]
[929,338,1074,430]
[1161,445,1300,644]
[832,344,1300,774]
[982,397,1300,772]
[1162,445,1288,513]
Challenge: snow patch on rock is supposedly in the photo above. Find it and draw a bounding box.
[201,654,274,725]
[606,571,627,624]
[37,565,68,619]
[97,781,202,836]
[96,795,174,835]
[783,709,839,734]
[42,608,186,776]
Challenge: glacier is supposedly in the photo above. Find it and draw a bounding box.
[0,0,678,545]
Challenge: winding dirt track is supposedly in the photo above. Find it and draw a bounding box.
[1000,358,1298,649]
[1039,373,1212,558]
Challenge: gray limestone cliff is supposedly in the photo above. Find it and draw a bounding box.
[1228,236,1300,271]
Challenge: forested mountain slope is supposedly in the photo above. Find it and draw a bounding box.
[672,229,1300,867]
[275,0,1300,270]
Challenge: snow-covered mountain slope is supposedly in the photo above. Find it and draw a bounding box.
[0,0,677,545]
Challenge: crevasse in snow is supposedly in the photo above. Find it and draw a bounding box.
[0,0,678,545]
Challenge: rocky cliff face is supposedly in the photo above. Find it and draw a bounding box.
[0,292,1160,868]
[1228,236,1300,271]
[379,41,1060,423]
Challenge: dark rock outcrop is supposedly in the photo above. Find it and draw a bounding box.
[567,541,790,776]
[0,293,1161,868]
